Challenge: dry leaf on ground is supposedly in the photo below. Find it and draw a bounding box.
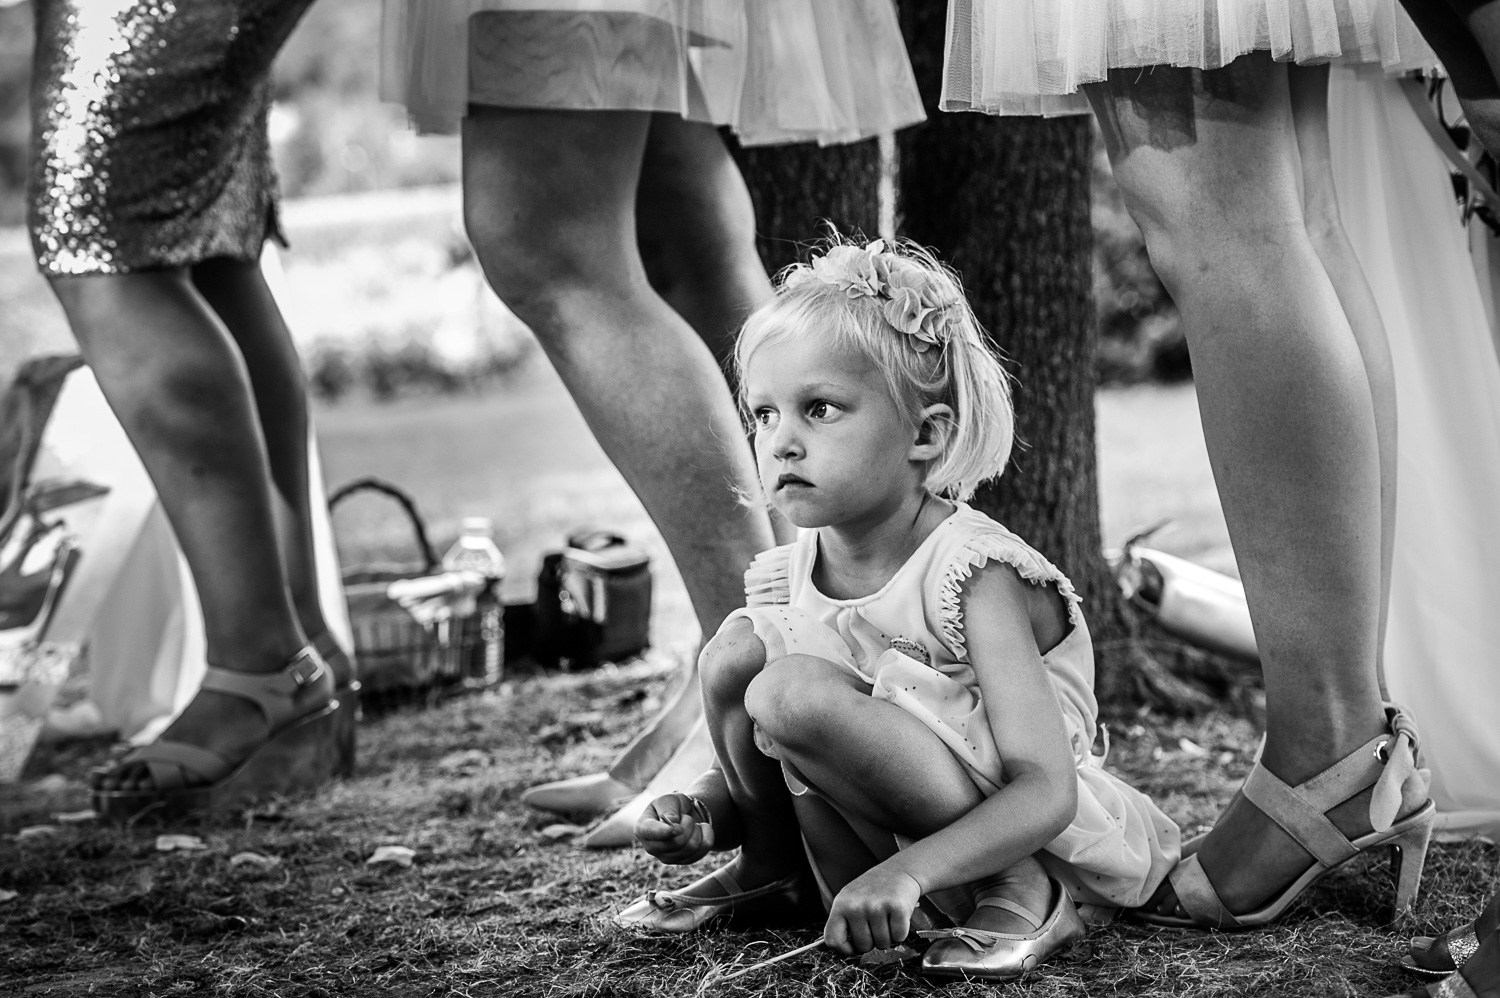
[366,845,416,868]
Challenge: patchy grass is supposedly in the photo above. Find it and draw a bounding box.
[2,658,1495,997]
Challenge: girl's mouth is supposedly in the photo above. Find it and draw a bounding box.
[776,473,812,489]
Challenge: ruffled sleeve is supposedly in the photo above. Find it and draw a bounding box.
[743,544,794,607]
[936,527,1083,662]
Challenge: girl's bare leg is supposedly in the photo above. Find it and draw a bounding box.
[50,269,314,792]
[746,654,1051,935]
[1086,53,1394,916]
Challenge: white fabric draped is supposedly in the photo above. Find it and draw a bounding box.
[1330,69,1500,841]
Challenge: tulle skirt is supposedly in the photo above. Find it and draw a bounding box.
[380,0,925,144]
[943,0,1438,116]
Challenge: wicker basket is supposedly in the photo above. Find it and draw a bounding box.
[329,477,483,701]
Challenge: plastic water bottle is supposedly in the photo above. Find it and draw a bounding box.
[442,517,505,686]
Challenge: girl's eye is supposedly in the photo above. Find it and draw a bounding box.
[808,401,836,420]
[753,408,776,427]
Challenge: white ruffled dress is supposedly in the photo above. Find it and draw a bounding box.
[727,502,1181,910]
[943,0,1438,116]
[380,0,925,143]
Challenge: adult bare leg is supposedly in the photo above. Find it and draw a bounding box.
[1288,64,1397,678]
[51,270,318,793]
[190,258,336,656]
[1087,53,1401,916]
[463,109,776,805]
[635,114,773,370]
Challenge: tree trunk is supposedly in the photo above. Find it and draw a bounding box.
[726,136,883,275]
[895,5,1210,714]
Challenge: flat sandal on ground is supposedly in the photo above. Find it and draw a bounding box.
[1132,704,1435,930]
[92,646,341,820]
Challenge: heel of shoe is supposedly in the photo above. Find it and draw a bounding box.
[206,703,341,813]
[1389,811,1434,917]
[333,682,359,778]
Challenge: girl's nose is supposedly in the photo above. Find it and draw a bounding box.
[770,421,803,460]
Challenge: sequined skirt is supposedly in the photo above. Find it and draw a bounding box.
[27,0,314,276]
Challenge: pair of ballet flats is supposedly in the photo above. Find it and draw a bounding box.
[92,639,355,821]
[1132,704,1436,931]
[918,880,1087,981]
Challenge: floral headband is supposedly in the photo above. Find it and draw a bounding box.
[787,240,960,351]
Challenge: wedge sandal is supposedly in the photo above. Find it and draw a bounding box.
[92,646,340,820]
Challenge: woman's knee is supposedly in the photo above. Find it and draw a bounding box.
[460,107,646,328]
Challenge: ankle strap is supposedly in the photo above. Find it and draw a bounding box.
[975,895,1044,930]
[201,647,328,729]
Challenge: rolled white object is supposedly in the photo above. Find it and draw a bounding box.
[1117,547,1259,665]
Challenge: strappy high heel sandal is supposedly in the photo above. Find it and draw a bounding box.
[615,863,807,934]
[92,646,341,820]
[1405,895,1500,979]
[919,878,1087,980]
[1133,704,1435,929]
[311,631,359,778]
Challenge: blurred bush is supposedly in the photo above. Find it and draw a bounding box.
[1091,134,1191,385]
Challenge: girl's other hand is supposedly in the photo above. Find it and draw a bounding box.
[633,792,713,864]
[825,867,923,955]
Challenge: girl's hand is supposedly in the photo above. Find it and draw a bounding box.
[633,792,713,864]
[825,867,923,955]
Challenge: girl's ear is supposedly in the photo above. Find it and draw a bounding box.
[909,404,955,462]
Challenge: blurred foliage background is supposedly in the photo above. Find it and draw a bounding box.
[0,0,1184,388]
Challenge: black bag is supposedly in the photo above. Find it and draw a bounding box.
[533,530,651,668]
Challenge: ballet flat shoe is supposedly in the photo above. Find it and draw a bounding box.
[616,866,804,934]
[919,880,1087,981]
[522,771,636,819]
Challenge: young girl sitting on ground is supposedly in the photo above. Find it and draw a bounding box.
[616,239,1181,979]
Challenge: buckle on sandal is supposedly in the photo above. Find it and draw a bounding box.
[287,650,326,687]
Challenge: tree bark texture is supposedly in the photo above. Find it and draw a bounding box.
[896,5,1206,712]
[726,136,882,275]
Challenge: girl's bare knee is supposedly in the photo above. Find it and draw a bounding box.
[744,656,847,747]
[701,620,768,710]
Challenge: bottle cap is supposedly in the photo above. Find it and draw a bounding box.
[461,516,494,535]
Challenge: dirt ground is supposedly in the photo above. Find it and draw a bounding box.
[2,650,1495,998]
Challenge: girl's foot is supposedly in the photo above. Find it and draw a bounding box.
[615,855,808,933]
[919,858,1087,981]
[963,857,1056,936]
[91,646,340,817]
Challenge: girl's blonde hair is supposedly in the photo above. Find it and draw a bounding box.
[734,237,1014,501]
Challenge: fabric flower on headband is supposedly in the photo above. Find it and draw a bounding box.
[799,240,957,351]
